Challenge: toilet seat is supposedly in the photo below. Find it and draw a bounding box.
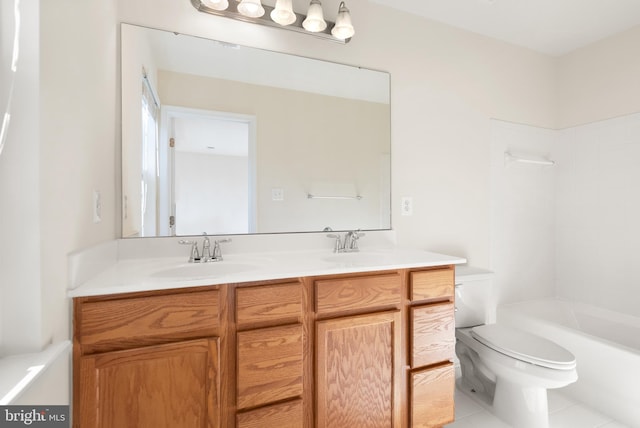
[471,324,576,370]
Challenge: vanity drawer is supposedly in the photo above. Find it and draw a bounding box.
[237,324,304,410]
[409,267,454,302]
[78,289,219,353]
[410,302,455,368]
[315,273,402,315]
[410,362,455,427]
[236,282,303,329]
[236,399,303,428]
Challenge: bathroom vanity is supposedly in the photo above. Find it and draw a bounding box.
[70,246,463,428]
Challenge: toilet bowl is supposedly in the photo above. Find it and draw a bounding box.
[454,267,577,428]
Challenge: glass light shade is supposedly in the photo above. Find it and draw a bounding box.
[201,0,229,11]
[302,0,327,32]
[271,0,296,26]
[237,0,265,18]
[331,1,354,40]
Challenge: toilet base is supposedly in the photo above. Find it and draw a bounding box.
[493,378,549,428]
[456,378,550,428]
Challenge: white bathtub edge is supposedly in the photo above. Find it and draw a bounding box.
[0,340,72,405]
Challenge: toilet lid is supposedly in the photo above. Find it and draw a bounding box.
[471,324,576,370]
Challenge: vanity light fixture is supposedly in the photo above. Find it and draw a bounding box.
[331,1,354,40]
[302,0,327,32]
[237,0,265,18]
[190,0,354,43]
[271,0,296,26]
[201,0,229,11]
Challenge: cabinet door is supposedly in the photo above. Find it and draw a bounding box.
[77,338,219,428]
[411,363,455,428]
[316,311,402,428]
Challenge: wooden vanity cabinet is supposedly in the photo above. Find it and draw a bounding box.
[73,288,221,428]
[73,265,457,428]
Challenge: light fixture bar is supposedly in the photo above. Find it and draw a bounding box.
[190,0,351,44]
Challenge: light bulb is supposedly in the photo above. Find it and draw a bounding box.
[303,0,327,32]
[237,0,265,18]
[271,0,296,26]
[331,1,354,40]
[201,0,229,11]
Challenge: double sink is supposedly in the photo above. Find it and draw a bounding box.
[150,250,397,280]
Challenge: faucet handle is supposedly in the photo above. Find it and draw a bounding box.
[326,234,343,253]
[179,240,200,263]
[348,230,365,250]
[212,238,231,260]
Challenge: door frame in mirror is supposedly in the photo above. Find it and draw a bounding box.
[157,106,258,237]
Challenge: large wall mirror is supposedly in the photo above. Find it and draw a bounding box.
[121,23,391,238]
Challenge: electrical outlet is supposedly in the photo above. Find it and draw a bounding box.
[401,197,413,216]
[272,188,284,201]
[93,190,102,223]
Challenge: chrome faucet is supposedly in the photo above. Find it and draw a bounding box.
[201,234,213,262]
[179,234,232,263]
[326,230,365,253]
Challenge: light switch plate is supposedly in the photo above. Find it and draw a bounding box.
[93,190,102,223]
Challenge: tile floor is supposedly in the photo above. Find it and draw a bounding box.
[445,387,630,428]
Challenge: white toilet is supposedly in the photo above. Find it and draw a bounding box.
[454,266,577,428]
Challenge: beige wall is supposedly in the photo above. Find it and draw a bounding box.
[39,0,118,347]
[557,26,640,128]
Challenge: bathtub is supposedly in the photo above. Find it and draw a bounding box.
[498,298,640,427]
[0,340,71,405]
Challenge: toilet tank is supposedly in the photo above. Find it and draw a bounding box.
[455,266,495,327]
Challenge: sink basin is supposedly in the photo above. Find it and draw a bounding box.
[151,262,259,280]
[322,251,392,266]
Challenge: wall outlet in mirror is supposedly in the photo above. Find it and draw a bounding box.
[272,188,284,201]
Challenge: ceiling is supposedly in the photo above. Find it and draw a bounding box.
[368,0,640,56]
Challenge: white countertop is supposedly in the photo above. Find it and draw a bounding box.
[68,248,466,298]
